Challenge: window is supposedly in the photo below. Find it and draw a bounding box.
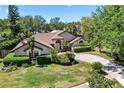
[79,40,83,43]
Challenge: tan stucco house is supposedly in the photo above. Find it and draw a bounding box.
[11,30,83,57]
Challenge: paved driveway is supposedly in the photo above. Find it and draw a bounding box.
[74,53,124,87]
[75,53,110,66]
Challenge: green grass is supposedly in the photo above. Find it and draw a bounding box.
[0,62,92,88]
[0,61,123,88]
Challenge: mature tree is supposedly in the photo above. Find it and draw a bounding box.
[20,16,34,33]
[85,5,124,60]
[49,17,65,30]
[42,23,51,32]
[0,19,9,30]
[65,22,77,34]
[8,5,20,36]
[33,15,46,32]
[80,17,93,36]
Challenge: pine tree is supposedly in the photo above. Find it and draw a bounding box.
[8,5,20,36]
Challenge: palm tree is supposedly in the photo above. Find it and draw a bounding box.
[27,37,35,61]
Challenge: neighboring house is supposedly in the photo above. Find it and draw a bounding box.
[0,36,6,42]
[11,30,83,57]
[0,37,8,57]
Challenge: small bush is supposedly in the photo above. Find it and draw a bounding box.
[57,53,71,65]
[36,55,51,65]
[92,62,103,73]
[88,71,113,88]
[66,52,75,61]
[3,53,30,66]
[73,45,91,53]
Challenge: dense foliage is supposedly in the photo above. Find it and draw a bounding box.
[3,53,30,66]
[82,6,124,61]
[57,53,71,65]
[88,72,114,88]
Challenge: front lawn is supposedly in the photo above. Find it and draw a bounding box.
[0,62,92,88]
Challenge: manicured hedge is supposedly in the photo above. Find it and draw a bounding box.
[36,55,51,65]
[3,53,30,66]
[73,45,91,53]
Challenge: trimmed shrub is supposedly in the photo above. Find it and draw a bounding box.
[73,45,91,53]
[36,54,51,65]
[92,62,103,73]
[3,53,30,66]
[57,53,71,65]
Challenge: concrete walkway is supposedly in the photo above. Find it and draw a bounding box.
[74,53,124,87]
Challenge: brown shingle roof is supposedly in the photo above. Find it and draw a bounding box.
[11,30,66,51]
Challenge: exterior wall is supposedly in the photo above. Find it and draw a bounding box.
[72,39,83,46]
[26,47,42,56]
[54,43,60,51]
[14,42,51,56]
[0,50,9,57]
[34,42,50,55]
[60,32,76,41]
[15,45,28,56]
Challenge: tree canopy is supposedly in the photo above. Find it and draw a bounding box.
[82,6,124,60]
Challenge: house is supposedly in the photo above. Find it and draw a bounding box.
[0,36,6,42]
[0,37,8,57]
[11,30,83,57]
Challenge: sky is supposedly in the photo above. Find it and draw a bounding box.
[0,5,98,22]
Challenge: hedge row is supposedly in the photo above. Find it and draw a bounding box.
[73,45,91,53]
[3,53,30,66]
[36,55,51,65]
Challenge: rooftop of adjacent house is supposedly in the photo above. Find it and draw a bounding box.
[0,36,6,42]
